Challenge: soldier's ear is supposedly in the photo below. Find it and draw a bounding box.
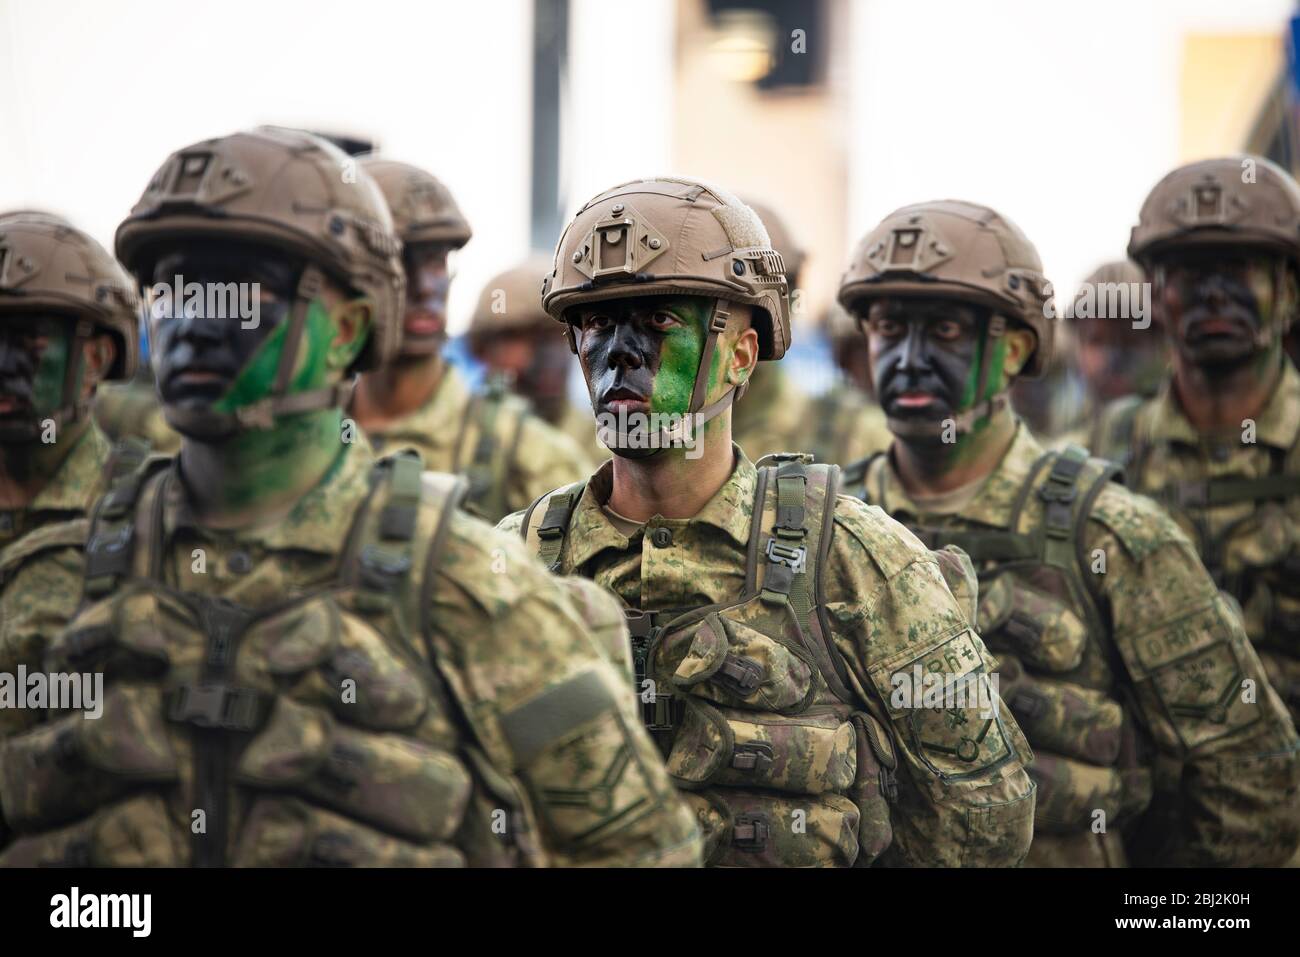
[81,333,118,393]
[328,298,372,371]
[1002,326,1037,380]
[725,306,759,389]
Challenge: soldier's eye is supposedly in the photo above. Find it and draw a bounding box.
[932,319,963,340]
[869,316,903,338]
[647,311,678,331]
[583,314,612,331]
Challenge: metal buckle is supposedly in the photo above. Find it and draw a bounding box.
[764,538,807,574]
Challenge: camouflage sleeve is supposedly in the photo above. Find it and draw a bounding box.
[1087,488,1300,866]
[826,498,1037,867]
[495,507,527,539]
[505,413,595,516]
[424,510,701,867]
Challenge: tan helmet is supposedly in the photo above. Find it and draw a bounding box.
[359,158,472,248]
[838,199,1055,378]
[741,196,805,282]
[115,127,405,435]
[1128,155,1300,267]
[0,210,139,382]
[468,256,553,348]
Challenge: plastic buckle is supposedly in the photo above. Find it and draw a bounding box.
[732,814,770,851]
[168,683,263,731]
[764,538,807,574]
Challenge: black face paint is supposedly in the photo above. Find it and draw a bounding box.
[399,242,454,355]
[866,297,985,441]
[148,242,299,417]
[1160,249,1280,369]
[0,314,74,440]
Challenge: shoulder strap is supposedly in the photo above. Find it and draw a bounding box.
[339,450,428,602]
[521,480,587,572]
[0,517,89,587]
[841,450,886,497]
[82,455,173,601]
[1092,394,1144,467]
[102,437,151,487]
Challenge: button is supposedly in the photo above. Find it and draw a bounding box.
[226,550,253,575]
[650,527,673,549]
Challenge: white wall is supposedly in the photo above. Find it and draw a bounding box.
[0,0,535,334]
[846,0,1297,302]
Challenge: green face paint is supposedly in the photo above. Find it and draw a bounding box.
[28,319,72,416]
[649,297,712,416]
[213,299,334,413]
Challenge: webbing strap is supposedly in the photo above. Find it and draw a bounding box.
[379,453,423,541]
[1162,473,1300,509]
[908,527,1038,563]
[1038,445,1088,571]
[536,489,578,572]
[761,461,812,628]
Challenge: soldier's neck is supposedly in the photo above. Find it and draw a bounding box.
[892,405,1017,497]
[1172,348,1282,433]
[0,419,88,510]
[352,352,444,427]
[179,409,345,530]
[607,419,734,522]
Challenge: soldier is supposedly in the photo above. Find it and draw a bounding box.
[0,129,700,867]
[348,159,593,522]
[93,334,182,455]
[501,177,1037,867]
[1090,156,1300,731]
[1054,259,1166,450]
[731,198,891,466]
[0,211,140,739]
[838,199,1300,866]
[467,257,605,462]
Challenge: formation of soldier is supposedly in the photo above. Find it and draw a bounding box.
[0,128,1296,867]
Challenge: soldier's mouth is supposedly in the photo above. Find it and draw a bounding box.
[600,386,650,414]
[894,390,938,409]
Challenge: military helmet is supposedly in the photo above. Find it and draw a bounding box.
[741,196,805,283]
[544,177,791,361]
[468,256,553,347]
[116,127,405,374]
[0,210,140,381]
[838,199,1055,377]
[360,158,472,248]
[1128,155,1300,267]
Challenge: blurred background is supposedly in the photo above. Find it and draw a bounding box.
[2,0,1298,393]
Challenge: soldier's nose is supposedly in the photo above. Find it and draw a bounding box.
[608,323,644,370]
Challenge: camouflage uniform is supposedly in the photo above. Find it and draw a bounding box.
[734,366,891,467]
[354,161,592,522]
[0,129,700,867]
[839,198,1300,866]
[1092,157,1300,729]
[359,363,595,522]
[504,177,1037,867]
[94,374,181,455]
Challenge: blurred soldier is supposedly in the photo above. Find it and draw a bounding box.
[0,130,700,867]
[839,199,1300,866]
[0,210,140,738]
[1054,259,1167,450]
[349,159,592,522]
[1091,156,1300,729]
[94,339,181,454]
[731,198,891,466]
[501,177,1037,867]
[467,257,605,461]
[807,302,893,464]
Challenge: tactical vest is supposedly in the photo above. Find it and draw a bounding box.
[0,451,543,868]
[521,455,899,868]
[846,446,1153,860]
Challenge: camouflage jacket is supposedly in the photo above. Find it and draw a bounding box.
[1092,360,1300,725]
[0,424,120,742]
[849,422,1300,867]
[358,365,594,523]
[734,367,891,467]
[94,377,182,455]
[0,436,700,867]
[501,446,1037,868]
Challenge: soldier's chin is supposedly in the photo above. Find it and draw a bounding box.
[1183,334,1256,371]
[162,400,239,440]
[396,332,446,361]
[0,413,45,444]
[885,407,950,445]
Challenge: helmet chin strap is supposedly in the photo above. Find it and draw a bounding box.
[595,297,744,458]
[887,313,1009,441]
[163,265,356,440]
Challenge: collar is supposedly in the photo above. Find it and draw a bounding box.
[166,432,377,553]
[1150,359,1300,451]
[563,443,757,568]
[873,419,1045,528]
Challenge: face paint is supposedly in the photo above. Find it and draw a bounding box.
[867,297,983,432]
[212,300,334,413]
[0,315,74,437]
[1159,249,1287,370]
[399,242,454,355]
[575,295,711,419]
[149,244,298,429]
